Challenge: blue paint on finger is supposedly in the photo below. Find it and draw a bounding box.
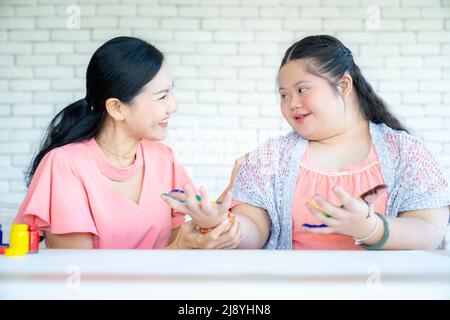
[302,223,328,229]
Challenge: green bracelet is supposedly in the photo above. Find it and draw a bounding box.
[360,212,390,250]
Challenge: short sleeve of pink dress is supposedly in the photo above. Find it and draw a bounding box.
[14,148,99,237]
[13,138,195,249]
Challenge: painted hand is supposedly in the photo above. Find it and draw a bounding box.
[303,185,386,239]
[162,184,232,230]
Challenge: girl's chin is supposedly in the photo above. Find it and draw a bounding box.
[289,123,314,139]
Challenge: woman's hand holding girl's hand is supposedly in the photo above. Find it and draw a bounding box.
[303,185,383,240]
[169,213,242,249]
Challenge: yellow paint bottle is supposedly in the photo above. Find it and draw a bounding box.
[5,224,29,257]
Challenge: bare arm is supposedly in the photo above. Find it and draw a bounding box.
[45,232,94,249]
[231,203,271,249]
[46,227,182,249]
[364,206,449,250]
[216,154,271,249]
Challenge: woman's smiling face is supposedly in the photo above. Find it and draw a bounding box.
[278,60,350,141]
[122,61,177,141]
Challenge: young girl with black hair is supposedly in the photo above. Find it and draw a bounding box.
[165,35,450,250]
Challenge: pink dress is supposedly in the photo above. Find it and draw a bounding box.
[292,143,388,250]
[13,138,193,249]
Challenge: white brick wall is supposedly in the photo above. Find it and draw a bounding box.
[0,1,449,248]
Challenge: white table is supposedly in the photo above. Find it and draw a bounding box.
[1,249,449,299]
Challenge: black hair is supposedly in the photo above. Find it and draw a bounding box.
[26,36,164,186]
[279,34,408,133]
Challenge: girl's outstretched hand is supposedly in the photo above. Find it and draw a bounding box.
[162,184,233,230]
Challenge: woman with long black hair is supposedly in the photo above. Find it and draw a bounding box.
[13,36,241,249]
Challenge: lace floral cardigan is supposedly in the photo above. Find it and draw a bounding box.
[232,122,450,249]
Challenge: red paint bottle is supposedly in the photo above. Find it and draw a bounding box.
[28,225,39,253]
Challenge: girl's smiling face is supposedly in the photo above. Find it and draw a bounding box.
[278,60,352,141]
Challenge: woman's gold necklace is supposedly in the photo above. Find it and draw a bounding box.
[97,142,136,167]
